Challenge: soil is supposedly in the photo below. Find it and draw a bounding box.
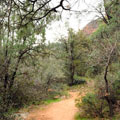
[25,91,79,120]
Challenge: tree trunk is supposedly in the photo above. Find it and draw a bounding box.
[105,97,114,117]
[103,43,117,117]
[104,58,114,117]
[69,63,75,85]
[69,41,75,85]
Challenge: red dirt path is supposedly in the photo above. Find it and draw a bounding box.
[25,92,79,120]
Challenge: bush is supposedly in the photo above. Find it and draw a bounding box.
[75,113,93,120]
[0,98,15,120]
[0,79,49,120]
[76,93,108,118]
[113,80,120,99]
[69,75,87,86]
[85,66,103,78]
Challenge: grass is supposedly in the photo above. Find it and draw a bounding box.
[43,98,61,105]
[75,113,93,120]
[75,113,120,120]
[19,98,61,113]
[74,78,96,120]
[19,85,68,112]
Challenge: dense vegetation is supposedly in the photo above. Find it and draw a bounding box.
[76,0,120,119]
[0,0,120,119]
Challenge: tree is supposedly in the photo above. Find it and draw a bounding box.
[0,1,83,118]
[60,29,90,85]
[82,0,120,25]
[0,0,79,27]
[0,1,54,115]
[90,7,120,116]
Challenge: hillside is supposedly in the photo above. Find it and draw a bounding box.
[82,19,99,35]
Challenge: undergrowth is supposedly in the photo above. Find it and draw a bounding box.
[43,98,61,105]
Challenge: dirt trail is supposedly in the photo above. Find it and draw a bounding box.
[25,91,79,120]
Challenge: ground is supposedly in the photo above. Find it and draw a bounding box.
[16,80,93,120]
[25,91,79,120]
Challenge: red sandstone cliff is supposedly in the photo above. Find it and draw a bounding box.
[83,20,99,35]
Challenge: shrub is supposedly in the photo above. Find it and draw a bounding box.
[0,99,15,120]
[76,93,108,118]
[113,80,120,99]
[69,75,87,86]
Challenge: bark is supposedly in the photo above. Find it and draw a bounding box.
[103,43,116,117]
[9,57,21,89]
[104,63,114,117]
[69,62,75,85]
[105,97,114,117]
[103,0,113,22]
[69,40,75,85]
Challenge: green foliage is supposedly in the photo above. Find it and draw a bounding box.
[0,98,15,120]
[0,0,119,119]
[43,98,61,105]
[87,7,120,116]
[112,72,120,100]
[76,93,108,118]
[113,80,120,98]
[60,29,90,84]
[74,75,84,81]
[0,0,63,117]
[75,113,93,120]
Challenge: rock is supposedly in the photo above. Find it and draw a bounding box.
[13,112,29,120]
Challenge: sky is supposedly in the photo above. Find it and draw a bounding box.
[46,0,104,43]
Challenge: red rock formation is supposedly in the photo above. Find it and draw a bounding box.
[83,20,99,36]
